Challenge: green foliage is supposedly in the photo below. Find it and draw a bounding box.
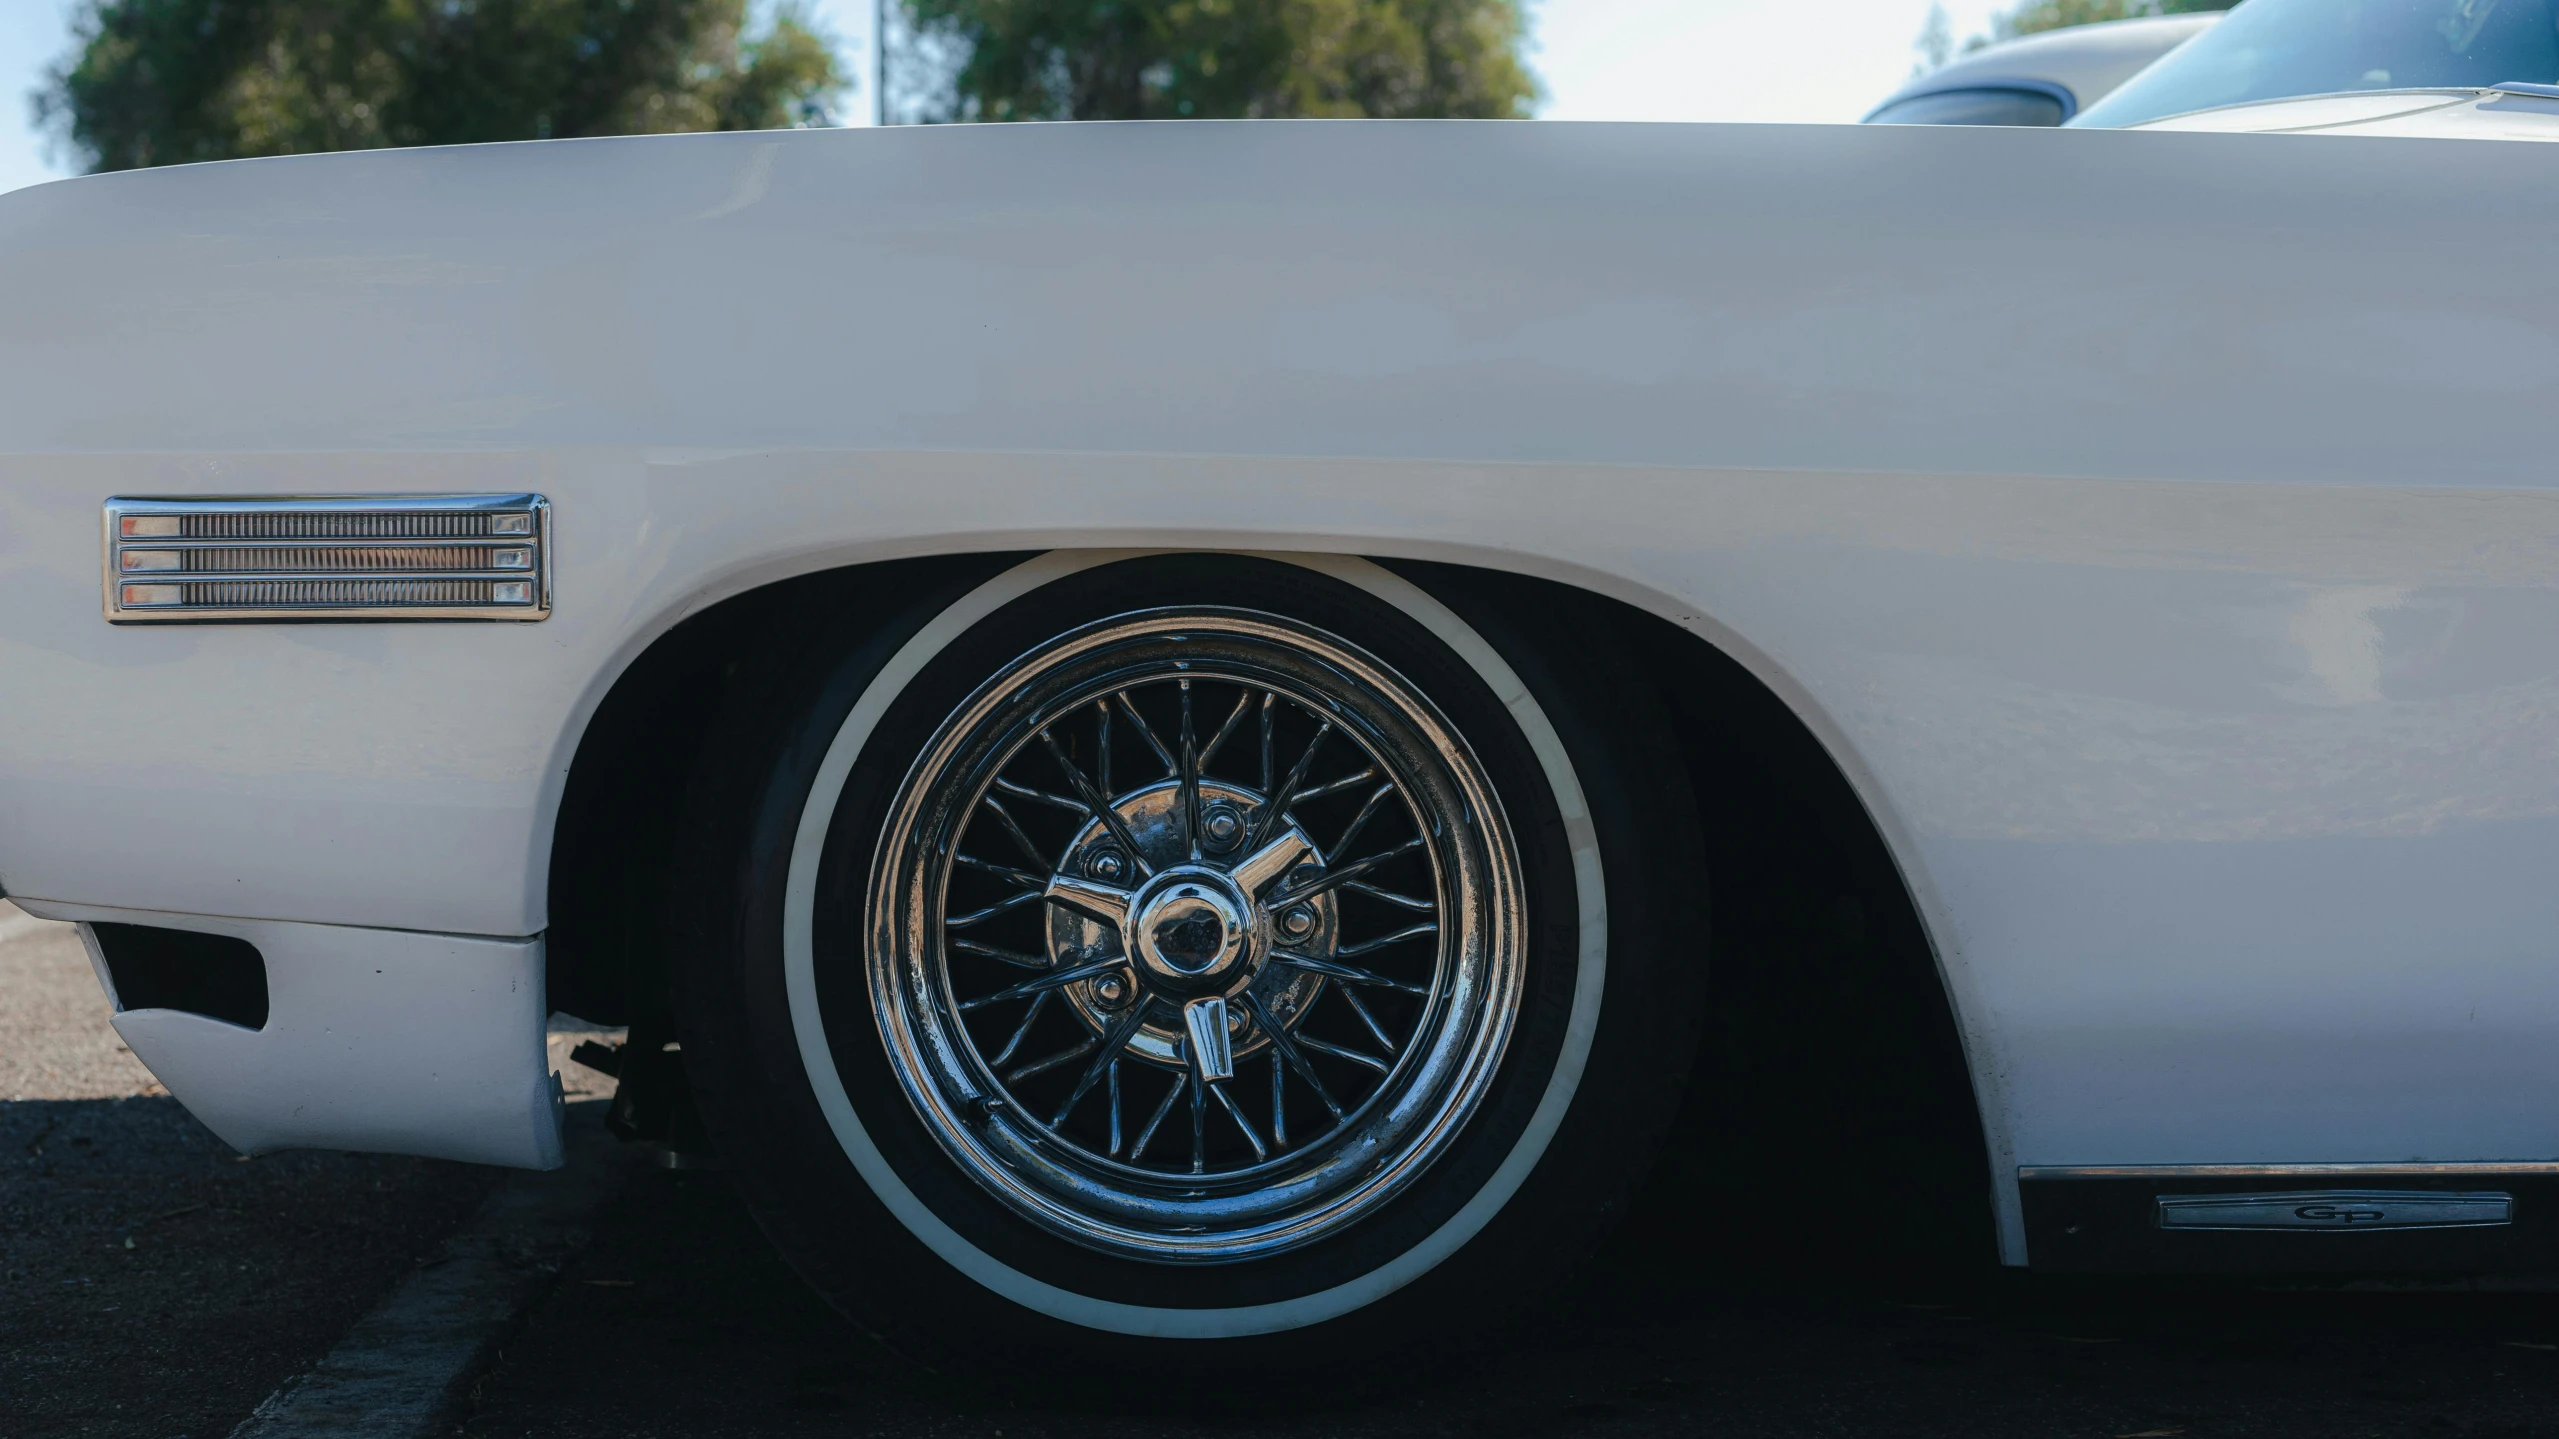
[904,0,1536,121]
[39,0,849,173]
[1984,0,2230,44]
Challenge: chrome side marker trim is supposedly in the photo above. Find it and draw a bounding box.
[2157,1189,2514,1232]
[2021,1161,2559,1179]
[102,495,551,622]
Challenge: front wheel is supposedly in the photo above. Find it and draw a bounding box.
[670,553,1703,1375]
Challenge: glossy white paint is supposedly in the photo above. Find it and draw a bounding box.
[2,122,2557,1232]
[18,899,562,1169]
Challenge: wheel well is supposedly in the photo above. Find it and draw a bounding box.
[1624,600,1995,1275]
[546,566,881,1029]
[548,555,1995,1267]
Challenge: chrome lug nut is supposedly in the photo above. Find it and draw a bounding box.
[1092,973,1131,1009]
[1200,804,1244,851]
[1276,903,1318,942]
[1084,847,1129,883]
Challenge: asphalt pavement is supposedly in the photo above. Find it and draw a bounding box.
[6,899,2558,1439]
[450,1157,2559,1439]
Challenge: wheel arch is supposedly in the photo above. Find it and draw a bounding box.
[1564,574,2000,1274]
[545,548,2001,1266]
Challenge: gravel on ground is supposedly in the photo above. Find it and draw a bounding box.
[0,901,160,1101]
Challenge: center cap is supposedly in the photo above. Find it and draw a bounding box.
[1127,867,1255,994]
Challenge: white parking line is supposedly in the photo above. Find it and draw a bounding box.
[229,1105,641,1438]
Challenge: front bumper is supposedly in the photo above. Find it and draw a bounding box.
[14,898,563,1169]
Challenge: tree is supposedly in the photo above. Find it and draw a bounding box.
[1982,0,2229,46]
[902,0,1536,121]
[1912,2,1954,75]
[38,0,849,173]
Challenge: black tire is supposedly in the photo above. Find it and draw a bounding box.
[667,552,1704,1380]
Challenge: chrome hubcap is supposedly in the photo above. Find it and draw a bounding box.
[865,607,1527,1263]
[1126,868,1254,992]
[1045,779,1338,1076]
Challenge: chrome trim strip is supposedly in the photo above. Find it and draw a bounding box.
[2157,1189,2513,1232]
[101,495,551,623]
[2023,1162,2559,1180]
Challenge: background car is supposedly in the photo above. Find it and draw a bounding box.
[1865,12,2223,126]
[2069,0,2559,136]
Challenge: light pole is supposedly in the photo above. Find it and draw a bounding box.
[874,0,887,125]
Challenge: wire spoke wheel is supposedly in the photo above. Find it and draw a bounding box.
[866,607,1527,1263]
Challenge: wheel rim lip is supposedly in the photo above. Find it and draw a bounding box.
[864,607,1527,1263]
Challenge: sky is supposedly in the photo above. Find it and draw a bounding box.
[0,0,2017,194]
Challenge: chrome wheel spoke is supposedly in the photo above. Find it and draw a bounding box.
[1336,921,1439,958]
[956,853,1048,890]
[1038,731,1157,880]
[978,795,1055,872]
[958,955,1125,1013]
[951,937,1050,969]
[1212,1080,1269,1163]
[989,990,1052,1067]
[1006,1038,1098,1086]
[1270,1049,1288,1149]
[1270,952,1431,995]
[1333,982,1400,1056]
[1051,1001,1155,1127]
[1094,698,1111,797]
[1242,990,1344,1119]
[1246,718,1333,853]
[1271,835,1426,908]
[1128,1069,1185,1163]
[991,776,1089,815]
[1344,878,1433,913]
[948,888,1043,929]
[1332,781,1397,859]
[1198,688,1256,775]
[1291,766,1381,805]
[1113,691,1178,779]
[1257,689,1276,793]
[1177,678,1204,861]
[1106,1060,1123,1156]
[1189,1066,1208,1173]
[1294,1030,1392,1076]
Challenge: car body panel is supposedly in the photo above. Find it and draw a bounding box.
[17,897,561,1168]
[3,122,2557,1248]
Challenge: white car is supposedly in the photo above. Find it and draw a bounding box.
[5,0,2558,1373]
